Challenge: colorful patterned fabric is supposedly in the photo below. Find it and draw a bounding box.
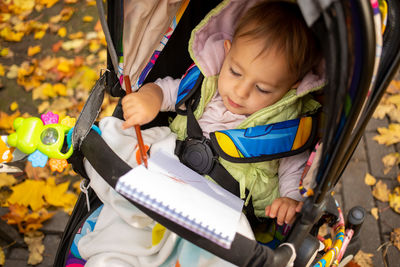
[65,205,104,267]
[133,0,190,89]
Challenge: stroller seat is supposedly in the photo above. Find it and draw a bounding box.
[53,0,400,266]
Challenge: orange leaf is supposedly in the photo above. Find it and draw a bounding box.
[52,40,63,52]
[27,45,41,56]
[0,111,20,132]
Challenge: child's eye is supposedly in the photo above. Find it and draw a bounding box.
[256,85,271,94]
[230,67,241,76]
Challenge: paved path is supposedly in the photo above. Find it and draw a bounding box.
[1,117,400,266]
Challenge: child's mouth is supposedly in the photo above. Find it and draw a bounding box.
[228,98,242,108]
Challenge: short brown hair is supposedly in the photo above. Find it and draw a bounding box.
[234,1,321,83]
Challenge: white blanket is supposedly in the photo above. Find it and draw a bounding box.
[79,117,254,267]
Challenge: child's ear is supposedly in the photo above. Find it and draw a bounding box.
[224,40,231,55]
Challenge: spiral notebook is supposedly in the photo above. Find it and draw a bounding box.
[115,150,244,249]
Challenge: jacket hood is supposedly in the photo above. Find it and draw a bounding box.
[188,0,326,96]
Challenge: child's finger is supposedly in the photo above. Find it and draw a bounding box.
[268,202,280,219]
[295,201,304,213]
[122,115,140,129]
[285,206,296,225]
[276,206,288,226]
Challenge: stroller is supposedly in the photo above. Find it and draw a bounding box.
[50,0,400,266]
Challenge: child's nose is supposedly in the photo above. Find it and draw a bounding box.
[234,82,251,98]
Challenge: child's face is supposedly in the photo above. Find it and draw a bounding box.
[218,37,297,115]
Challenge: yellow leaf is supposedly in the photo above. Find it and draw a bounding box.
[34,30,46,40]
[72,180,81,193]
[14,0,35,11]
[27,45,41,56]
[32,83,53,100]
[38,0,59,8]
[75,66,98,91]
[388,94,400,109]
[373,103,395,120]
[372,180,390,202]
[0,247,4,266]
[60,7,75,22]
[89,40,100,53]
[0,13,11,23]
[382,152,400,175]
[83,16,93,22]
[389,187,400,214]
[87,0,96,6]
[99,49,107,62]
[24,231,44,265]
[353,250,374,267]
[0,48,9,57]
[391,228,400,251]
[57,27,67,38]
[7,179,46,211]
[53,83,67,96]
[0,173,17,187]
[387,80,400,94]
[364,173,376,186]
[68,31,84,39]
[60,116,76,128]
[0,64,4,76]
[9,101,18,111]
[43,177,69,206]
[61,39,86,52]
[370,207,379,220]
[388,108,400,123]
[49,97,74,112]
[6,64,19,79]
[37,101,50,114]
[0,27,24,42]
[57,58,73,73]
[49,14,62,24]
[373,124,400,145]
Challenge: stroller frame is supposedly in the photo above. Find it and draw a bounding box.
[55,0,400,266]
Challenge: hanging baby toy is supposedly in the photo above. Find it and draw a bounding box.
[2,111,100,172]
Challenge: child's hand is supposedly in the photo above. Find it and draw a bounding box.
[265,197,303,225]
[121,83,163,129]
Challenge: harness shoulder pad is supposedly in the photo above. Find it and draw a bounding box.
[175,64,203,114]
[210,116,318,163]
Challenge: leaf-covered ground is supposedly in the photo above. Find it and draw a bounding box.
[0,0,117,265]
[0,0,399,266]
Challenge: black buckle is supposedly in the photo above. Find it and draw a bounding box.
[179,138,216,175]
